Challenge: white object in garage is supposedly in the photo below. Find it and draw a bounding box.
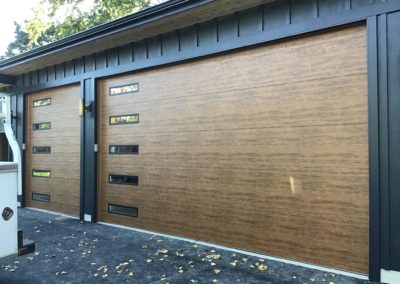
[0,96,22,205]
[0,162,18,258]
[0,95,21,259]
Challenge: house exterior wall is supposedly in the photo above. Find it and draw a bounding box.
[0,0,399,280]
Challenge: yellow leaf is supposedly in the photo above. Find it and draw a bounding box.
[258,264,268,272]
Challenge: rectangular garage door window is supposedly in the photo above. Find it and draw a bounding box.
[109,114,139,125]
[32,170,51,178]
[109,174,138,186]
[33,122,51,131]
[109,145,139,154]
[109,83,139,96]
[33,98,51,107]
[32,193,50,203]
[108,204,138,217]
[33,146,51,154]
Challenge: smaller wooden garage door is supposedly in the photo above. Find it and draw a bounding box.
[26,84,81,216]
[98,25,369,273]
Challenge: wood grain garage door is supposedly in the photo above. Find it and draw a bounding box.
[26,84,81,217]
[98,25,369,273]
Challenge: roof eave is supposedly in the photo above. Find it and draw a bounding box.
[0,0,212,71]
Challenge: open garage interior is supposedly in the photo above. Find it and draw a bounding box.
[98,25,369,274]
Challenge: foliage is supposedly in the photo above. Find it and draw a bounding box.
[2,0,158,59]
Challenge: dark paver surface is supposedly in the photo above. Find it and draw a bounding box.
[0,208,378,284]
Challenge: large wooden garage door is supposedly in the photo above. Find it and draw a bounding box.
[98,25,369,273]
[26,85,81,217]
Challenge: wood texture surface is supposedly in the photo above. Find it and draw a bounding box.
[98,25,369,273]
[26,84,81,216]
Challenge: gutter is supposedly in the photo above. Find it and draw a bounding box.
[0,0,213,71]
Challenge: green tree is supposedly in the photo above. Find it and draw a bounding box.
[2,0,157,59]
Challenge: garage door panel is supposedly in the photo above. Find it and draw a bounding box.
[26,84,81,217]
[30,112,79,126]
[27,147,80,156]
[29,127,80,138]
[29,199,79,216]
[28,136,79,147]
[28,166,80,177]
[101,26,366,106]
[98,25,369,273]
[99,169,368,201]
[27,178,80,192]
[101,124,368,174]
[103,73,368,112]
[98,171,368,272]
[101,74,367,135]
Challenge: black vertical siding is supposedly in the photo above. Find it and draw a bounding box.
[198,20,218,47]
[74,58,84,75]
[179,27,196,51]
[378,13,390,271]
[84,55,95,73]
[107,48,119,68]
[148,37,162,58]
[48,65,56,81]
[386,10,400,271]
[95,51,107,70]
[239,7,263,36]
[263,1,291,29]
[162,31,180,56]
[12,0,397,89]
[218,14,239,43]
[291,0,316,23]
[118,44,132,65]
[133,40,147,61]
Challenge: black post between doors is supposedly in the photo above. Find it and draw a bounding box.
[80,78,97,222]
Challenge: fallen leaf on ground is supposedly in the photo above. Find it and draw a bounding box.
[258,264,268,272]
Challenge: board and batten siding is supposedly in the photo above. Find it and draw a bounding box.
[14,0,388,89]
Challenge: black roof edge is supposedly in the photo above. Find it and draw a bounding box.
[0,0,213,70]
[0,74,17,85]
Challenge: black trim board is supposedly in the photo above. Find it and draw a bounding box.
[378,13,390,270]
[367,15,381,283]
[80,78,97,222]
[386,10,400,270]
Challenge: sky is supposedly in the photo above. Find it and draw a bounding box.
[0,0,40,55]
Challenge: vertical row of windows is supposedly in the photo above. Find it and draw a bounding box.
[107,83,141,217]
[31,98,52,203]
